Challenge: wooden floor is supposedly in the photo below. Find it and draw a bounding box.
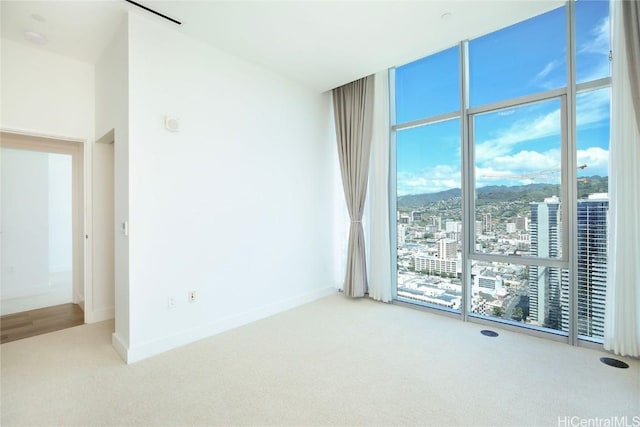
[1,303,84,344]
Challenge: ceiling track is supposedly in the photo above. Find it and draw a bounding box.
[124,0,182,25]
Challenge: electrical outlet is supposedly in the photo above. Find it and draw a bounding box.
[188,291,196,303]
[168,296,176,309]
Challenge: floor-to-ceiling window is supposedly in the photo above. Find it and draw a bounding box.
[391,0,610,344]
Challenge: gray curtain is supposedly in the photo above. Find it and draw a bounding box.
[623,0,640,134]
[333,76,375,297]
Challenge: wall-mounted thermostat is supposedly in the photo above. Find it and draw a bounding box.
[164,116,180,132]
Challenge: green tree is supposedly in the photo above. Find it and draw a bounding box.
[492,306,505,318]
[511,307,524,321]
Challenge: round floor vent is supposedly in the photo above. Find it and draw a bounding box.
[600,357,629,369]
[480,329,499,337]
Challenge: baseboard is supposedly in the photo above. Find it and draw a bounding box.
[73,290,84,307]
[124,286,336,364]
[111,332,129,363]
[1,284,51,300]
[85,306,115,324]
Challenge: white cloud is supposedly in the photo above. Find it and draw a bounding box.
[577,17,611,82]
[493,149,560,171]
[497,109,516,117]
[475,149,561,187]
[398,146,609,195]
[534,60,561,81]
[475,87,609,165]
[577,146,609,175]
[530,58,566,91]
[578,58,611,82]
[397,164,460,196]
[579,17,609,56]
[577,88,610,127]
[475,108,560,162]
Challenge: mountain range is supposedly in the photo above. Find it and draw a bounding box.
[397,176,608,208]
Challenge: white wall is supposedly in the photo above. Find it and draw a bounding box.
[123,14,335,362]
[48,153,73,273]
[1,148,50,300]
[0,38,94,140]
[89,141,116,323]
[94,21,128,330]
[1,148,74,314]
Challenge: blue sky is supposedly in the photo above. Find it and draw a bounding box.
[396,1,610,196]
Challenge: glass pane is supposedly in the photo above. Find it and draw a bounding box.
[576,0,611,84]
[396,119,461,311]
[576,88,610,193]
[395,46,460,124]
[469,6,566,107]
[473,98,562,259]
[576,88,610,340]
[470,260,569,334]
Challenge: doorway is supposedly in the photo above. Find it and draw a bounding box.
[0,132,85,335]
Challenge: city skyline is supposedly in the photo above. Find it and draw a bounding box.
[397,191,609,336]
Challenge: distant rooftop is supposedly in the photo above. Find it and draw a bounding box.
[587,193,608,200]
[544,195,560,204]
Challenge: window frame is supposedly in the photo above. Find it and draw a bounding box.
[468,93,570,265]
[390,0,612,347]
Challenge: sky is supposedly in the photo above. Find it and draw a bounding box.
[395,0,610,197]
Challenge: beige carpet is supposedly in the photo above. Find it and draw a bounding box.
[1,293,638,426]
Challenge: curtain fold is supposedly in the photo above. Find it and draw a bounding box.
[367,71,392,302]
[623,0,640,133]
[604,0,640,358]
[333,76,375,297]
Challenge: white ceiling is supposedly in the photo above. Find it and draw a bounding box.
[1,0,564,92]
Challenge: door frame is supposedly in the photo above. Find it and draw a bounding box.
[1,129,91,322]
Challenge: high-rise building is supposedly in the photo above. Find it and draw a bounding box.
[414,254,458,276]
[397,224,406,246]
[437,238,457,259]
[428,215,441,230]
[529,194,608,337]
[512,216,528,231]
[475,220,482,236]
[567,193,608,338]
[529,196,562,329]
[445,220,462,242]
[482,213,492,233]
